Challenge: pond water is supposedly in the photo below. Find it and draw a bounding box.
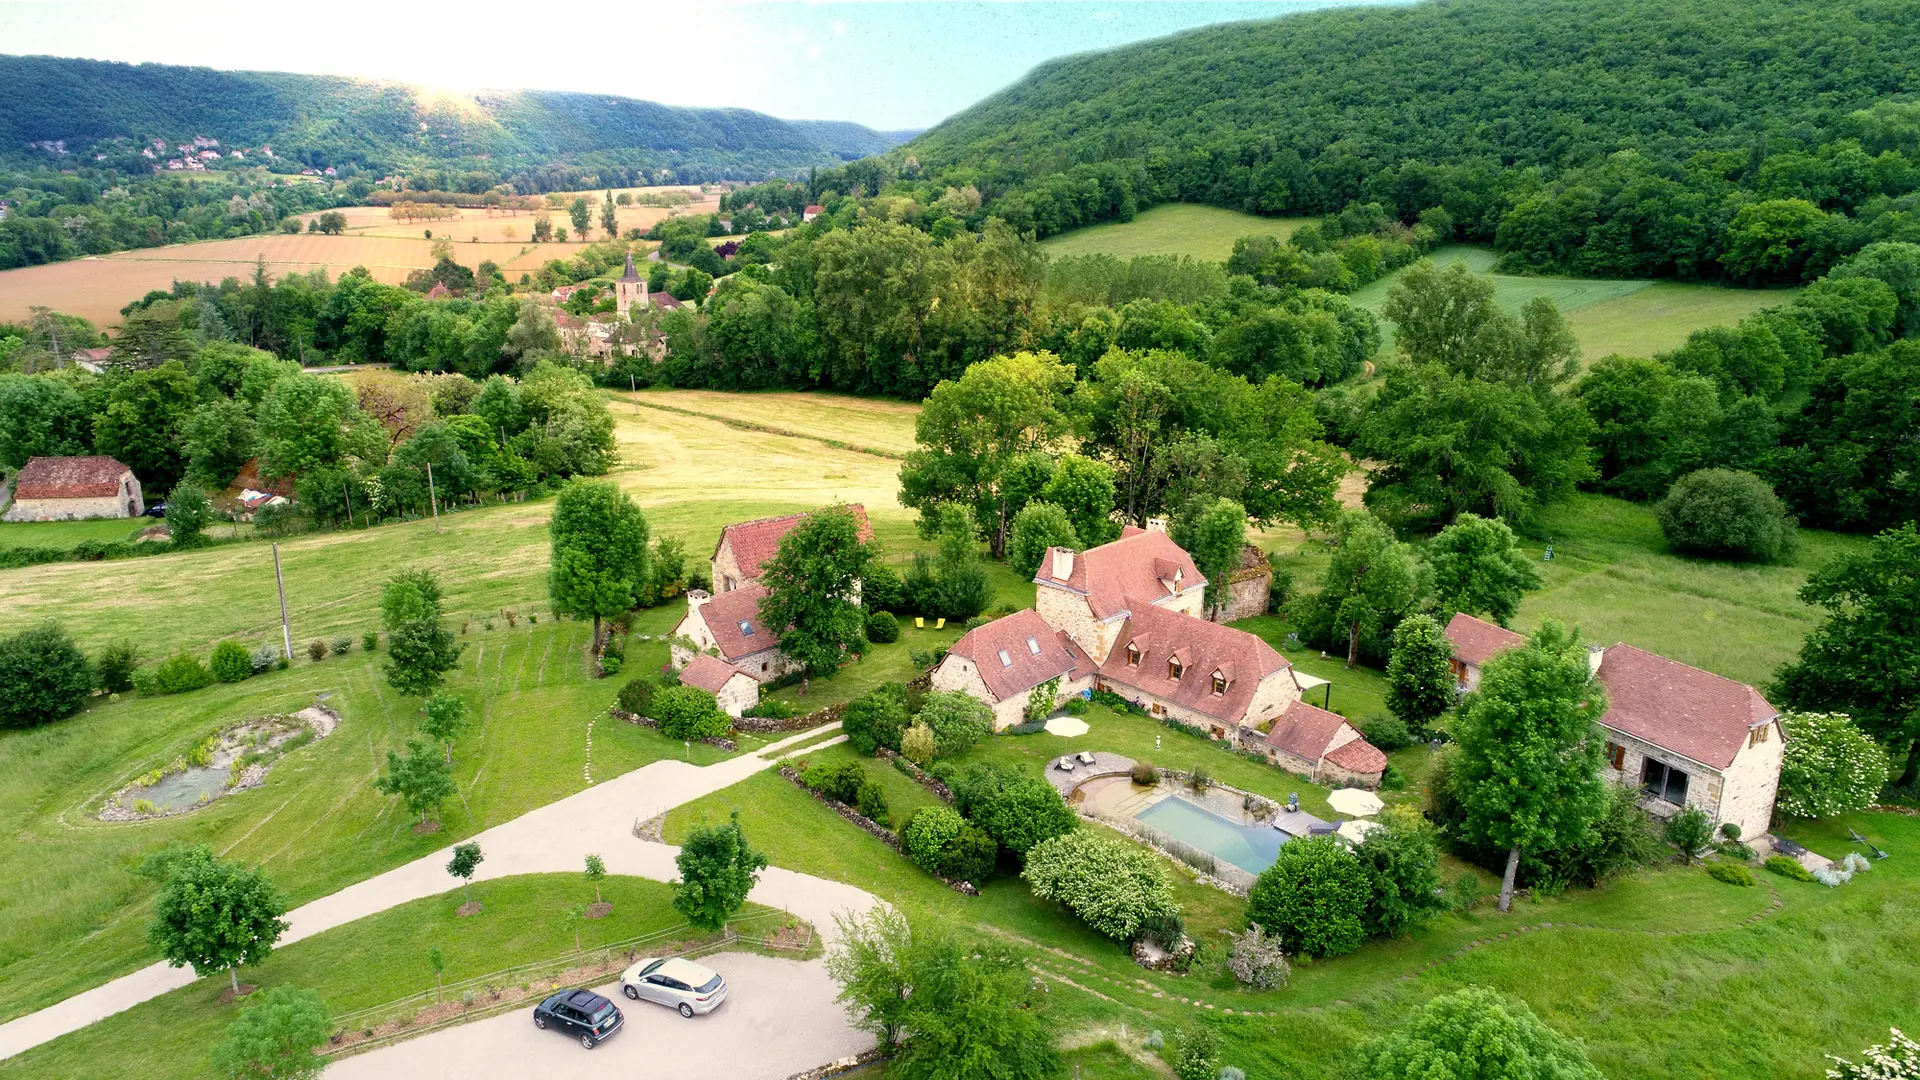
[1135,795,1287,875]
[129,765,231,811]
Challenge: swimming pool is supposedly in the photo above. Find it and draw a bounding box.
[1134,795,1287,875]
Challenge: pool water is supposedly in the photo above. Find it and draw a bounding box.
[1135,795,1287,875]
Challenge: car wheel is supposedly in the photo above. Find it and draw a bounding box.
[622,984,639,1000]
[678,1003,695,1019]
[533,1016,547,1029]
[582,1034,596,1050]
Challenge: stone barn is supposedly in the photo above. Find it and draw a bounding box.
[3,456,143,522]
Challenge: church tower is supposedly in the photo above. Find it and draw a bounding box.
[615,251,648,318]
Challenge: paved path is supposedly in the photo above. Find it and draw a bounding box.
[0,727,875,1063]
[327,956,871,1080]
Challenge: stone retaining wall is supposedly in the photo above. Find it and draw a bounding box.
[874,747,954,803]
[736,700,846,734]
[779,766,979,897]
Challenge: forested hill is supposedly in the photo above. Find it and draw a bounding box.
[896,0,1920,277]
[0,54,906,175]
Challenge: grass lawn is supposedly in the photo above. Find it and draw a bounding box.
[623,387,922,457]
[1039,205,1310,262]
[0,516,145,549]
[0,874,800,1080]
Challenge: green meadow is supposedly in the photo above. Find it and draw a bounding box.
[1040,205,1311,262]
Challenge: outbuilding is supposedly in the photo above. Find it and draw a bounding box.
[3,455,143,522]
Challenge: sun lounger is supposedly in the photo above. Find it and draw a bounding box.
[1056,757,1075,771]
[935,618,946,629]
[1076,751,1095,765]
[915,617,925,629]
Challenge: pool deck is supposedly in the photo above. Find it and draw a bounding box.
[1043,751,1137,797]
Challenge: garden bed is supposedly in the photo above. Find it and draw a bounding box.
[98,704,338,822]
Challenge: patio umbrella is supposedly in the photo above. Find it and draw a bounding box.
[1045,716,1090,737]
[1327,788,1385,817]
[1337,819,1381,844]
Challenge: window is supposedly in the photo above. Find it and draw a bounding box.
[1749,725,1770,747]
[760,662,769,673]
[1641,758,1689,805]
[1168,656,1183,681]
[738,620,754,636]
[1125,642,1139,666]
[997,649,1013,668]
[1605,741,1626,771]
[1211,672,1227,696]
[1026,637,1041,655]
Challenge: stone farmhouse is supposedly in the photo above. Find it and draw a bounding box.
[676,652,761,717]
[1444,614,1786,842]
[710,506,873,594]
[670,584,802,684]
[1256,700,1391,788]
[935,524,1387,788]
[3,455,143,522]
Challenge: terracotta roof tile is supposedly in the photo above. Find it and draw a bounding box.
[679,653,748,694]
[698,585,780,662]
[1444,613,1527,667]
[945,609,1094,701]
[1265,700,1350,759]
[1325,737,1388,774]
[13,455,131,499]
[1595,644,1777,770]
[1100,603,1288,724]
[715,506,874,581]
[1034,529,1204,620]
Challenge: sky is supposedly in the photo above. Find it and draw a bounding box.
[0,1,1381,131]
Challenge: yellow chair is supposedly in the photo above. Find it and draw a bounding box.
[935,618,946,629]
[915,617,925,629]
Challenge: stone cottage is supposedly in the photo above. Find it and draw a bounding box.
[932,608,1096,730]
[670,586,799,684]
[676,652,760,718]
[3,455,143,522]
[1249,699,1388,788]
[710,505,874,594]
[1443,613,1786,841]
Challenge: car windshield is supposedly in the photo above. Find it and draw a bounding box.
[639,959,666,976]
[694,974,722,994]
[590,1003,616,1023]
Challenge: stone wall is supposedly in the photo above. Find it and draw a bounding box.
[734,700,846,734]
[1210,546,1273,624]
[779,765,977,896]
[874,748,954,803]
[4,492,137,522]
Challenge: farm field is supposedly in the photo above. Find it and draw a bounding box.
[0,517,146,549]
[293,184,721,244]
[1040,204,1310,262]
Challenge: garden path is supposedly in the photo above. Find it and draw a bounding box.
[0,727,873,1062]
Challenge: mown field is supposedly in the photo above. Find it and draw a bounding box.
[293,185,720,244]
[1040,205,1310,262]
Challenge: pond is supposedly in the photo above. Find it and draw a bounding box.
[1135,794,1288,876]
[101,704,337,821]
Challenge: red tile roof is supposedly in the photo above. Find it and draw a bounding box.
[1100,603,1288,724]
[12,455,130,499]
[698,585,780,662]
[1325,736,1388,775]
[1265,700,1350,759]
[715,506,874,581]
[1595,644,1778,770]
[945,609,1094,701]
[679,653,748,694]
[1444,613,1526,667]
[1034,529,1204,620]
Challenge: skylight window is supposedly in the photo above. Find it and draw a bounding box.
[998,649,1013,667]
[1026,637,1041,655]
[738,621,754,636]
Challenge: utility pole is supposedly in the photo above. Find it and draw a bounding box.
[271,543,293,661]
[343,479,354,528]
[426,462,441,534]
[630,373,638,414]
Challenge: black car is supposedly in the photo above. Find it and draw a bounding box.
[532,989,623,1049]
[142,502,167,518]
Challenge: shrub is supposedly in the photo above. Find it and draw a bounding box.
[1764,855,1818,882]
[1246,836,1369,958]
[1358,713,1416,752]
[96,639,140,694]
[864,610,900,644]
[1359,986,1603,1080]
[951,762,1078,855]
[861,561,905,613]
[1008,501,1079,578]
[801,761,865,804]
[652,684,730,740]
[1776,711,1890,819]
[147,650,214,695]
[307,639,328,662]
[248,646,280,675]
[1225,924,1291,989]
[1022,830,1178,942]
[1707,861,1757,887]
[901,806,965,873]
[1062,696,1089,715]
[209,641,253,683]
[362,630,379,651]
[743,696,795,720]
[1220,1069,1246,1080]
[916,690,993,758]
[1715,839,1756,862]
[0,622,94,728]
[1137,909,1185,951]
[330,637,352,656]
[962,614,992,631]
[1663,806,1714,863]
[1131,762,1160,786]
[1172,1025,1219,1080]
[1656,468,1797,561]
[599,653,623,675]
[1826,1028,1920,1080]
[1188,767,1212,794]
[616,677,654,716]
[900,721,936,766]
[855,780,889,826]
[1719,822,1741,840]
[841,683,910,755]
[1379,762,1406,790]
[1350,813,1447,938]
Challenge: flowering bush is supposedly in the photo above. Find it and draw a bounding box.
[1023,829,1178,941]
[1778,712,1889,819]
[1225,924,1291,989]
[1825,1027,1920,1079]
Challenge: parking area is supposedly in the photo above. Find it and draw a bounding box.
[326,953,873,1080]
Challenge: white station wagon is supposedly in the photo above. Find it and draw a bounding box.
[618,956,729,1018]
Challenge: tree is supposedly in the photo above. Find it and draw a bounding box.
[652,684,730,740]
[901,806,995,882]
[1450,621,1609,911]
[1296,510,1430,668]
[584,853,607,904]
[672,811,768,931]
[898,351,1075,558]
[841,682,910,755]
[181,397,257,488]
[503,297,561,367]
[1022,829,1178,941]
[1039,453,1121,547]
[1351,810,1447,938]
[951,762,1078,855]
[447,842,483,906]
[1663,805,1713,863]
[1655,469,1797,562]
[1245,835,1370,958]
[92,359,198,491]
[0,621,92,729]
[548,478,650,647]
[383,603,462,697]
[212,984,330,1080]
[600,191,619,240]
[0,373,90,468]
[1385,614,1455,731]
[826,906,916,1047]
[164,481,213,547]
[1170,496,1247,618]
[757,505,873,677]
[419,692,471,766]
[1827,240,1920,337]
[1359,985,1603,1080]
[147,846,289,995]
[256,371,384,482]
[1773,523,1920,786]
[1776,712,1890,819]
[1722,198,1830,283]
[1007,501,1078,579]
[568,197,592,242]
[375,738,457,828]
[915,689,993,759]
[1427,513,1541,625]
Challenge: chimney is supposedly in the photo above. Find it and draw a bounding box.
[686,588,712,613]
[1587,644,1605,678]
[1050,548,1074,581]
[1146,516,1169,533]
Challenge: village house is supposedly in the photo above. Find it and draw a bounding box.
[1444,614,1786,842]
[709,506,873,594]
[676,653,761,717]
[802,204,825,222]
[1252,699,1389,788]
[669,585,801,684]
[3,455,143,522]
[934,609,1097,730]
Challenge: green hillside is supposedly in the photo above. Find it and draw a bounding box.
[0,54,907,175]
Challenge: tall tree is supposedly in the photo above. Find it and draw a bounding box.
[1427,512,1542,625]
[600,191,619,240]
[568,197,592,242]
[91,359,198,491]
[547,478,650,647]
[381,570,463,696]
[146,846,290,995]
[898,351,1074,558]
[1385,613,1455,730]
[1450,621,1609,911]
[672,810,768,931]
[1773,523,1920,786]
[1170,496,1248,619]
[757,505,874,676]
[1298,510,1430,668]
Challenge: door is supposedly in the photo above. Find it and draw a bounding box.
[640,976,673,1005]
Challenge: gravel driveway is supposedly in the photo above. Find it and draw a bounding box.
[327,953,872,1080]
